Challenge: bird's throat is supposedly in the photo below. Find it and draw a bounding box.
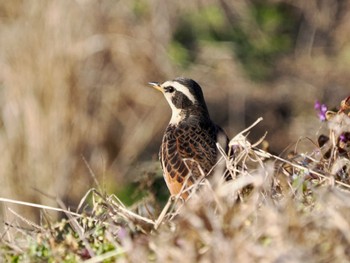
[169,108,209,125]
[169,108,186,125]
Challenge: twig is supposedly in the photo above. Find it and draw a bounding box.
[0,197,82,217]
[254,148,350,189]
[83,248,126,263]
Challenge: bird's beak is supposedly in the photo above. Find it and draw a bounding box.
[148,82,163,93]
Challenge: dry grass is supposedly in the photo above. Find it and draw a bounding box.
[1,106,350,261]
[0,0,350,221]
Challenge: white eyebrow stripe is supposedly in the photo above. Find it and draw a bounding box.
[162,81,196,103]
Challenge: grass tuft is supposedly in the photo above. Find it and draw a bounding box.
[1,96,350,262]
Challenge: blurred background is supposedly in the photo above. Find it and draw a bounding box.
[0,0,349,221]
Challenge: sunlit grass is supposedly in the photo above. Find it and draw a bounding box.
[2,107,350,261]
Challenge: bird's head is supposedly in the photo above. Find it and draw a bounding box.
[148,77,210,124]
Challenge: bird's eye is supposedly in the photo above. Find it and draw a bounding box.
[165,86,175,93]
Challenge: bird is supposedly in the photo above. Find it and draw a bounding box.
[148,77,228,199]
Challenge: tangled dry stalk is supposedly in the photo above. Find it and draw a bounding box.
[1,106,350,261]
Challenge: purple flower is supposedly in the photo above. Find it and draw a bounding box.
[314,100,321,110]
[340,134,346,142]
[340,133,349,143]
[117,227,128,240]
[314,100,327,121]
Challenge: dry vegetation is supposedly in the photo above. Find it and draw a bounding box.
[1,0,350,262]
[2,107,350,262]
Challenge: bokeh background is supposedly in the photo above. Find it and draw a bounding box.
[0,0,349,221]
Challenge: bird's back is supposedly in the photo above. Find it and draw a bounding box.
[160,118,227,197]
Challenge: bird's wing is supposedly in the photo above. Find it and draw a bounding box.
[160,122,228,198]
[177,123,217,176]
[160,125,192,198]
